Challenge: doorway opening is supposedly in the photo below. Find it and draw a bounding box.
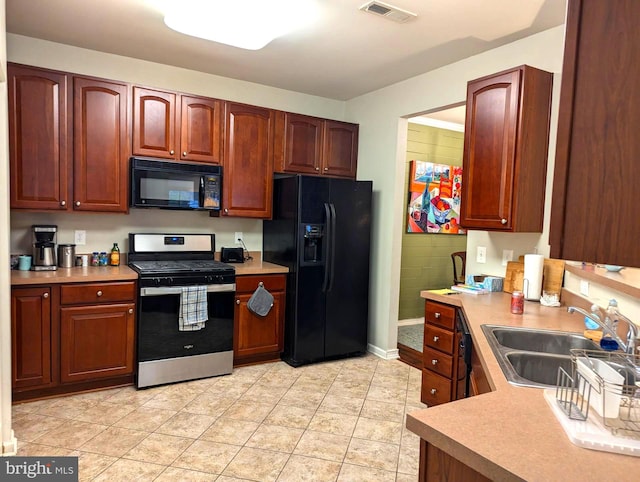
[397,104,467,369]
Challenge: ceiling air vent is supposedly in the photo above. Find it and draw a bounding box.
[359,1,417,23]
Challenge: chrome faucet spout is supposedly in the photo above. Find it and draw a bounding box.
[567,305,628,352]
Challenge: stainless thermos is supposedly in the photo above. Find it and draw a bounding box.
[58,244,76,268]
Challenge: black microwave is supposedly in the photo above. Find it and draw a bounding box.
[130,157,222,211]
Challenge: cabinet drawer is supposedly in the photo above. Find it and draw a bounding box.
[423,346,454,378]
[421,369,452,406]
[425,301,456,330]
[60,282,136,305]
[236,274,286,294]
[424,324,455,354]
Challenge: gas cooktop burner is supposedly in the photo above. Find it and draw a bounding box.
[130,260,233,275]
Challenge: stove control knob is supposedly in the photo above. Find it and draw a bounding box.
[206,275,213,283]
[154,278,161,286]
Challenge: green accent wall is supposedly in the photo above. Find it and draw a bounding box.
[399,123,467,320]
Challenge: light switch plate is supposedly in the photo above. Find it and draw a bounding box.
[477,246,487,264]
[74,230,86,245]
[580,280,589,296]
[235,232,243,245]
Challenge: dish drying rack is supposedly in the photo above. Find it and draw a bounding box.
[544,349,640,456]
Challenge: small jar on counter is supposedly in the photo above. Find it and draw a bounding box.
[99,252,108,266]
[511,291,524,315]
[91,252,99,266]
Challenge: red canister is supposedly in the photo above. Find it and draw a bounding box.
[511,291,524,314]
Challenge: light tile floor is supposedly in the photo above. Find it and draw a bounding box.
[12,354,425,481]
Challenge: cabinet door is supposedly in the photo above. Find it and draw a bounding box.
[461,69,520,230]
[222,102,275,218]
[550,0,640,267]
[180,95,223,164]
[8,64,70,210]
[322,120,358,178]
[133,86,177,159]
[60,303,135,383]
[234,291,284,359]
[11,287,53,389]
[73,77,130,212]
[280,113,323,174]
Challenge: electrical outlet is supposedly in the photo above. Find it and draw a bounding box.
[477,246,487,264]
[74,230,86,245]
[502,249,514,266]
[580,280,589,296]
[235,232,243,246]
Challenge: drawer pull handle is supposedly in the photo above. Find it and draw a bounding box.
[434,312,441,319]
[43,293,49,299]
[430,388,437,395]
[128,308,134,314]
[97,290,103,297]
[431,359,438,365]
[433,336,439,342]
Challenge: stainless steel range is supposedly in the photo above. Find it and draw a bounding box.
[128,233,235,388]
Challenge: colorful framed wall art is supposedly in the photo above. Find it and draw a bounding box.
[406,160,464,234]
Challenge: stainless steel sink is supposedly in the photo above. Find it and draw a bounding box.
[481,325,603,388]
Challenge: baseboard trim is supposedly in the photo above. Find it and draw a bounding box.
[398,318,423,326]
[367,344,400,360]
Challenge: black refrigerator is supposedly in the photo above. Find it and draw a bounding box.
[263,175,372,367]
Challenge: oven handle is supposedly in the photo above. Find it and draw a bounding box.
[140,283,236,297]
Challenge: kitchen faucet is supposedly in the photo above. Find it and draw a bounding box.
[567,304,639,355]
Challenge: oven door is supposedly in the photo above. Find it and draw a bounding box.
[137,284,234,363]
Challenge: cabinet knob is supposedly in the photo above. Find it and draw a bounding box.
[224,208,229,214]
[183,151,187,157]
[315,167,320,171]
[434,312,441,319]
[97,290,103,297]
[60,200,66,206]
[236,299,240,305]
[170,150,175,155]
[433,336,439,342]
[75,201,81,207]
[43,292,49,299]
[128,308,134,314]
[431,359,438,366]
[430,388,437,395]
[324,167,328,171]
[501,218,507,225]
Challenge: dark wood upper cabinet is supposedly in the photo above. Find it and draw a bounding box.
[132,86,177,159]
[275,113,359,179]
[460,65,553,232]
[322,120,358,178]
[8,64,70,210]
[550,0,640,267]
[222,102,275,218]
[73,77,130,212]
[180,95,223,164]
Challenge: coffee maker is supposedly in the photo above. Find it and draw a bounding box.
[32,225,58,271]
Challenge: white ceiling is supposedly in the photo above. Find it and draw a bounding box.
[6,0,567,101]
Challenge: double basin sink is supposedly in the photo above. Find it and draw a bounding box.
[481,325,602,388]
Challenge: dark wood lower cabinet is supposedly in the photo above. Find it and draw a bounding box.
[420,440,491,482]
[60,303,135,383]
[11,281,136,402]
[233,274,286,366]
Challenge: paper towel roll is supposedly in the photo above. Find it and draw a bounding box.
[523,254,544,301]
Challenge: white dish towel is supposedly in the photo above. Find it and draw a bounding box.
[179,285,208,331]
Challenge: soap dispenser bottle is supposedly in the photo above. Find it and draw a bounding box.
[600,299,620,351]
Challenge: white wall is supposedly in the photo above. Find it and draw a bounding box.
[346,26,567,354]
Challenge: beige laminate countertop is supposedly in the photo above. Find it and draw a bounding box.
[407,291,639,482]
[10,260,288,286]
[11,265,139,285]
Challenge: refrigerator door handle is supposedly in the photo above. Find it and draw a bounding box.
[322,202,332,292]
[328,203,337,291]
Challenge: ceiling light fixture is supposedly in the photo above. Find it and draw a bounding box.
[161,0,318,50]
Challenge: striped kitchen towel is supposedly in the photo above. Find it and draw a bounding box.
[179,285,208,331]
